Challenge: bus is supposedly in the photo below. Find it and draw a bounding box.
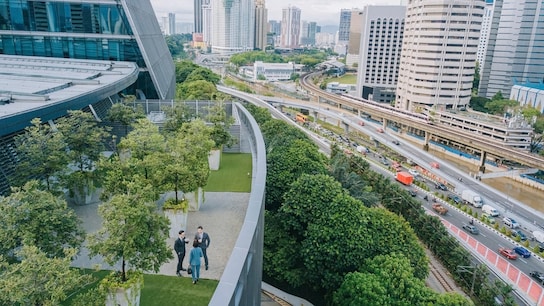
[295,113,308,123]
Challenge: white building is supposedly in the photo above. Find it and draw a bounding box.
[211,0,255,54]
[202,1,212,46]
[476,0,494,74]
[355,5,406,104]
[510,83,544,114]
[315,33,335,47]
[346,8,363,67]
[280,6,301,48]
[478,0,544,99]
[252,61,295,81]
[395,0,484,111]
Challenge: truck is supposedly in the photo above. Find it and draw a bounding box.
[432,203,448,215]
[461,189,483,208]
[396,172,414,186]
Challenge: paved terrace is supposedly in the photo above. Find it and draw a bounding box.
[71,192,250,280]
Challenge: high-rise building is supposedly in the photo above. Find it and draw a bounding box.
[202,1,212,46]
[476,0,495,74]
[346,9,363,67]
[168,13,176,35]
[478,0,544,99]
[194,0,204,33]
[255,0,268,50]
[0,0,175,100]
[268,20,281,46]
[280,6,301,48]
[300,21,317,46]
[396,0,484,111]
[338,9,352,44]
[211,0,255,54]
[355,6,406,104]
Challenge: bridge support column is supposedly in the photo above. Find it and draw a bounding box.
[382,119,387,129]
[312,110,318,122]
[423,131,430,151]
[479,151,487,174]
[342,121,349,134]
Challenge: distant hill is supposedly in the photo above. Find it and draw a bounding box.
[320,25,338,34]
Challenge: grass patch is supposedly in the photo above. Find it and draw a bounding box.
[329,73,357,84]
[205,153,252,192]
[64,269,218,306]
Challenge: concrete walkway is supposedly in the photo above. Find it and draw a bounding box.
[71,192,250,280]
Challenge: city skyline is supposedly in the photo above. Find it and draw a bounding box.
[150,0,403,25]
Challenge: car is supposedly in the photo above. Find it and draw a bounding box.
[511,230,528,241]
[392,140,400,145]
[462,224,480,235]
[503,217,520,229]
[408,169,419,177]
[381,159,390,166]
[447,194,461,204]
[409,190,417,197]
[482,213,496,224]
[376,127,384,133]
[499,247,518,260]
[530,271,544,285]
[430,161,440,169]
[435,183,447,191]
[513,246,531,258]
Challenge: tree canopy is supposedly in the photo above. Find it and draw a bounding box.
[0,181,84,260]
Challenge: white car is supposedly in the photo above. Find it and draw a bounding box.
[408,169,419,177]
[503,217,520,229]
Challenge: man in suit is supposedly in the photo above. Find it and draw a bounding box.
[195,225,211,270]
[174,230,188,276]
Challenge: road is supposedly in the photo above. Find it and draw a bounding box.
[220,85,544,304]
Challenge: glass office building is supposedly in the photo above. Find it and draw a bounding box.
[0,0,175,99]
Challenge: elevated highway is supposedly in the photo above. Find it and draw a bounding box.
[299,72,544,172]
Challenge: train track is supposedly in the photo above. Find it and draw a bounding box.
[429,259,456,293]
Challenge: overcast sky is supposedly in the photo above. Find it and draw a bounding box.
[150,0,404,26]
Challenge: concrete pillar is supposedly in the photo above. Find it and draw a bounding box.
[382,119,387,129]
[312,110,318,122]
[279,105,284,113]
[423,131,430,151]
[342,121,349,134]
[479,151,487,174]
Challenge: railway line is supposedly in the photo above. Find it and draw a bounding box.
[300,72,544,171]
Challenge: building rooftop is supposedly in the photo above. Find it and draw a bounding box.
[0,55,139,135]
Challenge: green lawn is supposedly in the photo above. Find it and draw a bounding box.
[64,270,218,306]
[329,73,357,84]
[205,153,252,192]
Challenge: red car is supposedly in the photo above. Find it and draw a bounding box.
[499,247,518,260]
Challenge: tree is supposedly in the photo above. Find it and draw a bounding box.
[185,67,221,84]
[56,110,110,203]
[176,80,218,100]
[159,119,214,203]
[0,245,91,306]
[473,62,480,94]
[534,117,544,134]
[265,140,328,210]
[175,60,200,83]
[333,254,470,306]
[162,102,193,133]
[484,99,518,115]
[207,101,236,148]
[13,118,68,192]
[88,182,173,282]
[469,96,490,112]
[0,181,85,260]
[106,103,145,136]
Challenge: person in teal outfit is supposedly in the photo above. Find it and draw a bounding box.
[189,239,203,284]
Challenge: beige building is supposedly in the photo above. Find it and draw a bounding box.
[396,0,484,111]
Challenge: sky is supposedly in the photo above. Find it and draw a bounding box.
[150,0,404,26]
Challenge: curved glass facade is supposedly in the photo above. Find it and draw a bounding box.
[0,0,175,100]
[0,1,132,34]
